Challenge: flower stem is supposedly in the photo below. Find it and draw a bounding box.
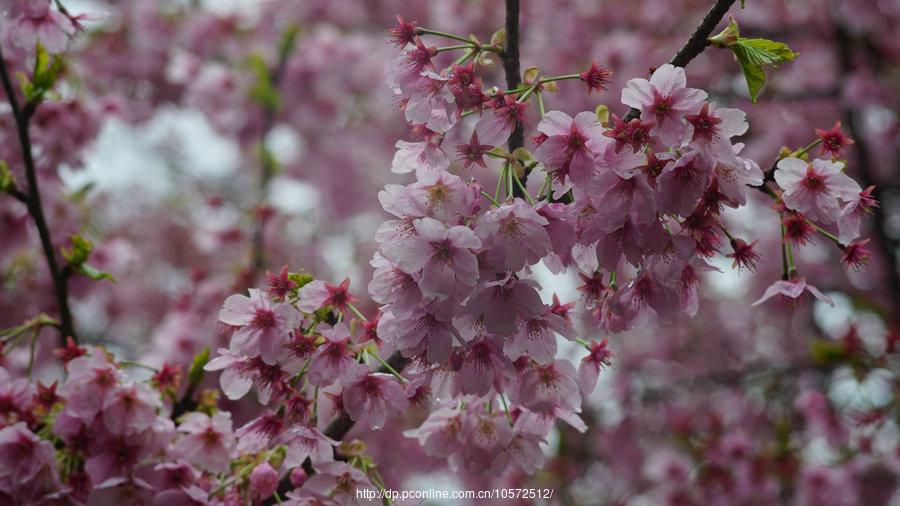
[499,395,513,426]
[780,219,791,280]
[348,303,367,322]
[415,28,473,44]
[518,83,538,102]
[511,169,535,205]
[807,220,841,244]
[481,191,501,207]
[793,139,822,159]
[372,353,407,383]
[536,91,546,118]
[539,73,581,83]
[435,44,475,54]
[453,49,476,66]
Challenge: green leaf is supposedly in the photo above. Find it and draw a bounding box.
[732,38,798,66]
[490,29,506,47]
[288,270,314,289]
[810,339,846,365]
[61,234,93,266]
[188,347,210,386]
[61,234,115,283]
[278,25,301,61]
[77,263,115,282]
[730,37,797,103]
[0,161,15,193]
[20,43,64,103]
[246,53,281,110]
[710,18,798,103]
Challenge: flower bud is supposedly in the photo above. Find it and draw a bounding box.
[249,462,279,498]
[289,468,308,487]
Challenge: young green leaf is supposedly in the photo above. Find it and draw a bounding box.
[709,18,798,103]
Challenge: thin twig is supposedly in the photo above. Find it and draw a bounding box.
[0,42,77,344]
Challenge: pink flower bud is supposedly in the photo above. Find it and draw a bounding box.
[249,462,279,499]
[289,467,308,488]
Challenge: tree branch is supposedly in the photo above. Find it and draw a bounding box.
[0,42,77,344]
[622,0,736,122]
[502,0,529,196]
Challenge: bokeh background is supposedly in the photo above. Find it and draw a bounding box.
[2,0,899,503]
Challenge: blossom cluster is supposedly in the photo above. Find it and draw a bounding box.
[1,1,895,504]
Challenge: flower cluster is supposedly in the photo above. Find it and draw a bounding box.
[1,1,895,504]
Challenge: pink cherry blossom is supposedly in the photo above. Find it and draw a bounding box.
[0,367,30,419]
[403,406,463,458]
[578,339,613,396]
[685,102,748,166]
[774,157,861,224]
[297,278,357,314]
[474,94,529,147]
[392,217,481,300]
[751,276,835,307]
[0,422,57,497]
[505,303,576,363]
[655,150,714,216]
[301,461,377,505]
[621,64,707,146]
[387,37,436,94]
[463,276,544,336]
[277,425,336,468]
[175,411,236,473]
[382,306,458,363]
[459,408,514,474]
[102,383,162,435]
[342,364,408,430]
[533,110,604,187]
[391,137,449,176]
[452,335,515,397]
[476,199,552,272]
[8,0,75,54]
[219,288,299,364]
[404,71,456,133]
[57,349,122,423]
[306,323,357,387]
[250,462,279,499]
[510,360,582,420]
[407,170,475,223]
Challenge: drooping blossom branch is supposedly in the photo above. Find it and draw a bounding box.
[0,41,77,344]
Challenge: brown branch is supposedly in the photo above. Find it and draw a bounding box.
[501,0,530,198]
[0,42,77,344]
[622,0,737,122]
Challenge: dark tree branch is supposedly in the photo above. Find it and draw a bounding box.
[622,0,737,122]
[501,0,531,197]
[502,0,523,155]
[0,42,77,344]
